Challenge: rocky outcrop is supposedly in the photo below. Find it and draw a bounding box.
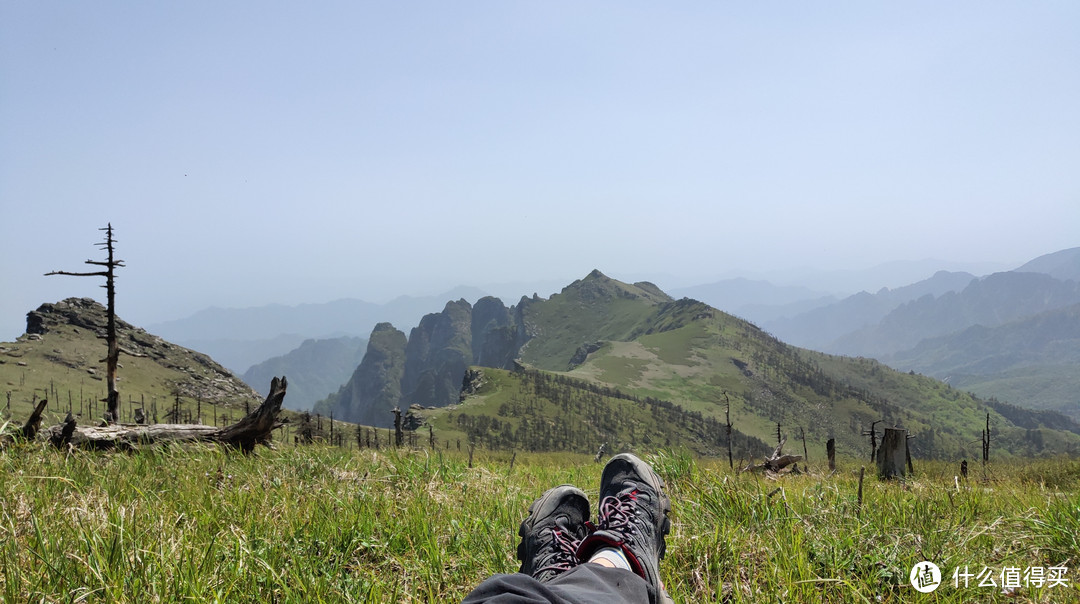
[471,296,522,370]
[402,299,474,408]
[27,297,134,336]
[568,341,604,370]
[17,298,261,407]
[459,368,486,401]
[323,323,407,428]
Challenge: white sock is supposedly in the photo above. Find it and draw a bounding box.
[588,547,632,571]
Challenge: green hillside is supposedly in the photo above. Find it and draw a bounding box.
[505,275,1080,460]
[1,298,264,428]
[951,366,1080,421]
[423,367,769,459]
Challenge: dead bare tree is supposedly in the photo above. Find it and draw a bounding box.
[863,420,881,462]
[46,224,125,423]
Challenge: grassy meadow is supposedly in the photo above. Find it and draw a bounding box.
[1,442,1078,603]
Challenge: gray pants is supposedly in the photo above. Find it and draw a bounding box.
[461,563,654,604]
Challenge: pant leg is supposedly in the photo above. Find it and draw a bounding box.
[461,563,652,604]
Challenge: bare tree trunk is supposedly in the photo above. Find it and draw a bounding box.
[103,228,119,422]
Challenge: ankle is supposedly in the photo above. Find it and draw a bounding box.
[587,547,631,571]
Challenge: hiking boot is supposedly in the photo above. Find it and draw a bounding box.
[577,453,672,603]
[517,484,592,582]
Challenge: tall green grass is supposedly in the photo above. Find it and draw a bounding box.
[1,444,1077,602]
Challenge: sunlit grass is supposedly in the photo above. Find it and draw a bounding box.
[1,444,1078,602]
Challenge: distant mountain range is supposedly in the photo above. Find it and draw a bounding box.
[706,247,1080,420]
[147,287,488,372]
[758,270,978,351]
[824,271,1080,358]
[242,336,367,411]
[1014,247,1080,281]
[146,247,1079,423]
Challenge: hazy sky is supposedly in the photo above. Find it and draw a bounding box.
[2,2,1078,341]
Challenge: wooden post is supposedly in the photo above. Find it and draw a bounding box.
[905,434,915,474]
[827,438,836,472]
[983,413,990,466]
[960,459,968,479]
[800,426,809,464]
[857,466,865,514]
[724,394,734,470]
[876,427,908,479]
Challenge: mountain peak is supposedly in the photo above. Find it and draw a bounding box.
[563,270,673,305]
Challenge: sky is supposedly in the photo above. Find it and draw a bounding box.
[2,2,1078,341]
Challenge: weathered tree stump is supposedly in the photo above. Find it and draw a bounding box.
[21,398,49,441]
[0,398,49,446]
[876,427,908,479]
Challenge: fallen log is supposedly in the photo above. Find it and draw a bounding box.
[39,376,289,452]
[744,437,803,474]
